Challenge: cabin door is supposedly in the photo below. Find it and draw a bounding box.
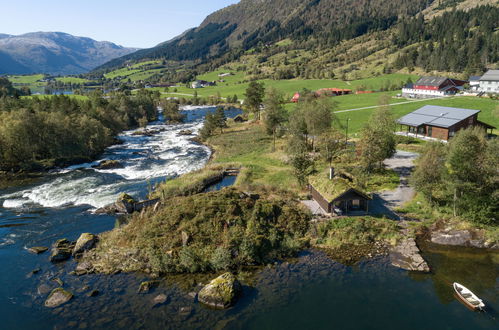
[427,126,432,137]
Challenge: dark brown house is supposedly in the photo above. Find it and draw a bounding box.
[397,105,495,141]
[309,176,371,215]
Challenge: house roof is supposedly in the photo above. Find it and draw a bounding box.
[309,174,370,202]
[415,76,449,86]
[479,70,499,81]
[397,105,480,128]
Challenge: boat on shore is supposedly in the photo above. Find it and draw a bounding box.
[453,283,485,311]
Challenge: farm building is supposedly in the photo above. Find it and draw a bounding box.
[316,88,352,96]
[468,76,481,92]
[397,105,495,141]
[401,76,466,98]
[308,171,371,215]
[479,70,499,94]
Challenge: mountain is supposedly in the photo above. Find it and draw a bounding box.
[0,32,138,75]
[95,0,498,79]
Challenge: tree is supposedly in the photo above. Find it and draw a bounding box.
[287,135,313,187]
[199,113,217,141]
[357,100,396,172]
[263,88,287,151]
[318,128,345,167]
[411,142,446,203]
[244,81,265,120]
[213,106,227,133]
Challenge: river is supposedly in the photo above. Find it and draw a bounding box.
[0,106,497,330]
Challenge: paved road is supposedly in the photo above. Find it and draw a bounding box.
[370,150,419,219]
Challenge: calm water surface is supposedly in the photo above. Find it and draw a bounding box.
[0,107,497,329]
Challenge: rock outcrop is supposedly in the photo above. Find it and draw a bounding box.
[44,288,73,308]
[390,237,430,272]
[430,228,498,249]
[72,233,98,256]
[197,273,242,309]
[49,239,75,263]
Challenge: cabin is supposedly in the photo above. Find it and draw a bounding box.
[479,70,499,94]
[191,80,216,89]
[402,76,466,98]
[308,171,371,215]
[397,105,495,141]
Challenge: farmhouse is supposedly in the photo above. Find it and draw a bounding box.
[397,105,495,141]
[469,76,481,92]
[402,76,466,98]
[478,69,499,94]
[309,171,371,215]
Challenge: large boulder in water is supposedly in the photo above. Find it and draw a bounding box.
[72,233,98,256]
[49,238,75,263]
[197,272,242,309]
[44,288,73,308]
[93,160,123,170]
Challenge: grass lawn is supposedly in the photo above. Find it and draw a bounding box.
[334,96,499,135]
[104,68,142,79]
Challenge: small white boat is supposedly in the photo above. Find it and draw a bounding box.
[453,282,485,311]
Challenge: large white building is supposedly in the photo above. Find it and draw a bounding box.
[479,70,499,94]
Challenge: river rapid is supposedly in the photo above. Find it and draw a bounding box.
[0,106,497,330]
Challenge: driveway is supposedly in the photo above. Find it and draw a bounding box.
[370,150,419,219]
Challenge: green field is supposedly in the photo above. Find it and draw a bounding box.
[7,74,45,84]
[54,77,91,84]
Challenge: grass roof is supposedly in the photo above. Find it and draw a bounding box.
[309,171,369,201]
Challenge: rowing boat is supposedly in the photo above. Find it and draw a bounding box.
[453,282,485,311]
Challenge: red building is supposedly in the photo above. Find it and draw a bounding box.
[402,76,467,99]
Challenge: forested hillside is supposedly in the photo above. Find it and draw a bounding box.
[94,0,498,79]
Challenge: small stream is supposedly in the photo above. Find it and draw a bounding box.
[0,106,497,329]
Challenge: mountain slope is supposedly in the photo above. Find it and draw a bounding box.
[95,0,431,72]
[0,32,138,75]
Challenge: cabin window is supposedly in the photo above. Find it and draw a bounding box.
[449,129,455,137]
[428,126,432,137]
[352,200,360,209]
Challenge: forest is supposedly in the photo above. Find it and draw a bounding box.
[0,90,158,172]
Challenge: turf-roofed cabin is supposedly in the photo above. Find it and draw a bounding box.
[309,169,371,215]
[397,105,495,141]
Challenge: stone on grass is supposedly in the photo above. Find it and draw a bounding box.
[44,288,73,308]
[197,272,242,309]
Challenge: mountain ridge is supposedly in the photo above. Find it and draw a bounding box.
[0,32,138,75]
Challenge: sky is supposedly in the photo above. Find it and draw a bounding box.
[0,0,240,48]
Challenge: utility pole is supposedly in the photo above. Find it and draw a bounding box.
[345,118,350,145]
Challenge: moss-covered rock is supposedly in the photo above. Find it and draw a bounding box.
[197,272,242,309]
[49,238,74,263]
[93,160,123,170]
[28,246,48,254]
[115,193,136,213]
[73,233,98,256]
[44,288,73,308]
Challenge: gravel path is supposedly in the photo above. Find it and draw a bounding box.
[370,150,419,219]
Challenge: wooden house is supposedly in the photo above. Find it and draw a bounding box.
[479,70,499,94]
[309,173,371,215]
[397,105,495,140]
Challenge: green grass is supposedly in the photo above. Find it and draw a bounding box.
[127,69,164,82]
[7,74,45,84]
[104,68,142,79]
[54,77,91,84]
